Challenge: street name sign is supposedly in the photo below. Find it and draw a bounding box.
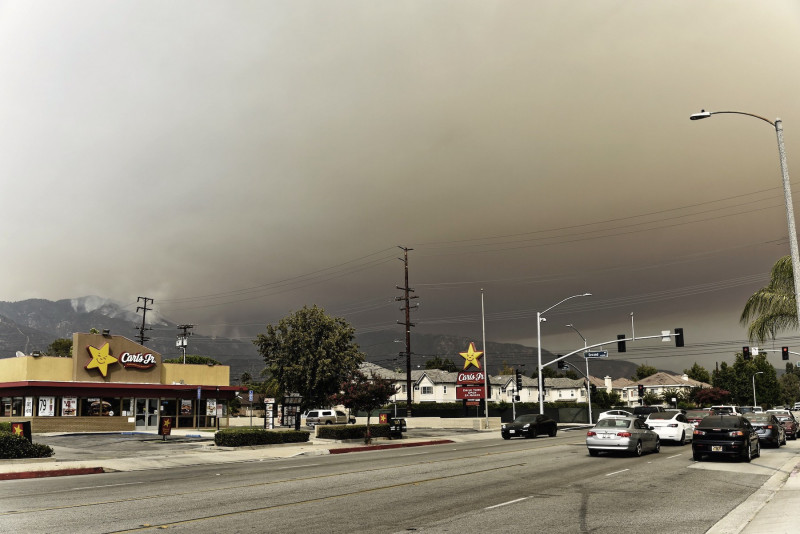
[584,351,609,358]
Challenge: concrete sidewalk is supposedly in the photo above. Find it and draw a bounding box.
[707,454,800,534]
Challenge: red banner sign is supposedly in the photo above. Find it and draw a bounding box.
[456,385,485,400]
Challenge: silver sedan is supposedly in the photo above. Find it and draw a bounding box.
[586,416,661,457]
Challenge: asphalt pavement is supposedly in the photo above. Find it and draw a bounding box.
[1,426,799,533]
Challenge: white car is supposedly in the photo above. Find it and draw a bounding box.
[597,410,633,420]
[645,411,694,445]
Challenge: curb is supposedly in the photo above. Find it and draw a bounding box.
[328,439,454,454]
[0,467,105,480]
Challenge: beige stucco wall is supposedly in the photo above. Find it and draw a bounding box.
[161,363,229,386]
[0,355,73,381]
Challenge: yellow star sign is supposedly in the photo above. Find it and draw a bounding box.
[86,343,118,377]
[459,342,483,370]
[12,424,23,436]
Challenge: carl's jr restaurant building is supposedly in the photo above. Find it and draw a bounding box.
[0,331,245,432]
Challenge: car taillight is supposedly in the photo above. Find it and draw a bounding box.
[766,425,774,429]
[728,430,744,437]
[694,429,706,436]
[586,431,596,437]
[616,432,632,437]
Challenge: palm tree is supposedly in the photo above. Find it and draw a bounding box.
[740,255,798,342]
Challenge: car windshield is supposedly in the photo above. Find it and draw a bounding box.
[745,414,770,423]
[514,415,538,424]
[686,410,710,418]
[647,412,675,420]
[596,419,631,428]
[777,416,792,422]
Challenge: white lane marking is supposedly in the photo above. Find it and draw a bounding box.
[277,463,320,469]
[667,454,682,459]
[71,481,144,491]
[605,468,630,477]
[485,497,528,510]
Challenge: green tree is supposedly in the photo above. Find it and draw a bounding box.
[660,388,682,407]
[47,338,73,357]
[331,370,398,443]
[642,391,661,406]
[497,360,516,375]
[163,355,221,365]
[634,364,658,380]
[253,305,364,428]
[740,255,797,342]
[778,372,800,406]
[591,389,621,410]
[683,362,711,384]
[425,356,458,372]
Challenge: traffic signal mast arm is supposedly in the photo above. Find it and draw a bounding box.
[544,331,682,368]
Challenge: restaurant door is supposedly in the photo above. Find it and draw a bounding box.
[135,398,159,430]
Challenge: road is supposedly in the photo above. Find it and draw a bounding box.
[2,428,795,533]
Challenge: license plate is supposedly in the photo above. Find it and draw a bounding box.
[601,433,613,439]
[509,430,515,434]
[712,445,723,452]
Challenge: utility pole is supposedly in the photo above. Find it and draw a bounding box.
[396,246,418,417]
[176,324,194,364]
[136,297,154,346]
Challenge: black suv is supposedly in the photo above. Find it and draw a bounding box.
[633,405,665,421]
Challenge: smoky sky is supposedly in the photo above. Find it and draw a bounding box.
[2,2,800,373]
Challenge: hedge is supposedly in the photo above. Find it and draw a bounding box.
[0,422,11,433]
[0,432,54,459]
[214,428,310,447]
[316,424,391,440]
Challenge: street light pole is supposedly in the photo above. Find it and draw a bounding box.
[691,110,800,325]
[566,323,592,424]
[752,371,764,407]
[537,293,592,414]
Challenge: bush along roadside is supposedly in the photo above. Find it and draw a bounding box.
[316,424,391,441]
[0,432,54,459]
[214,428,310,447]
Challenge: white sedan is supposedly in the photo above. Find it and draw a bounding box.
[645,411,694,445]
[598,410,633,420]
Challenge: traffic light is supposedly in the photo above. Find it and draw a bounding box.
[783,347,790,361]
[591,384,597,394]
[515,369,523,390]
[674,328,684,348]
[743,346,751,360]
[617,334,627,353]
[557,360,567,370]
[637,384,644,397]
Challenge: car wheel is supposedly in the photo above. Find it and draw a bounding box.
[693,450,703,461]
[654,438,660,453]
[743,441,752,463]
[755,440,761,458]
[633,440,643,457]
[589,449,599,457]
[549,426,557,437]
[502,435,510,440]
[679,431,686,446]
[782,433,787,446]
